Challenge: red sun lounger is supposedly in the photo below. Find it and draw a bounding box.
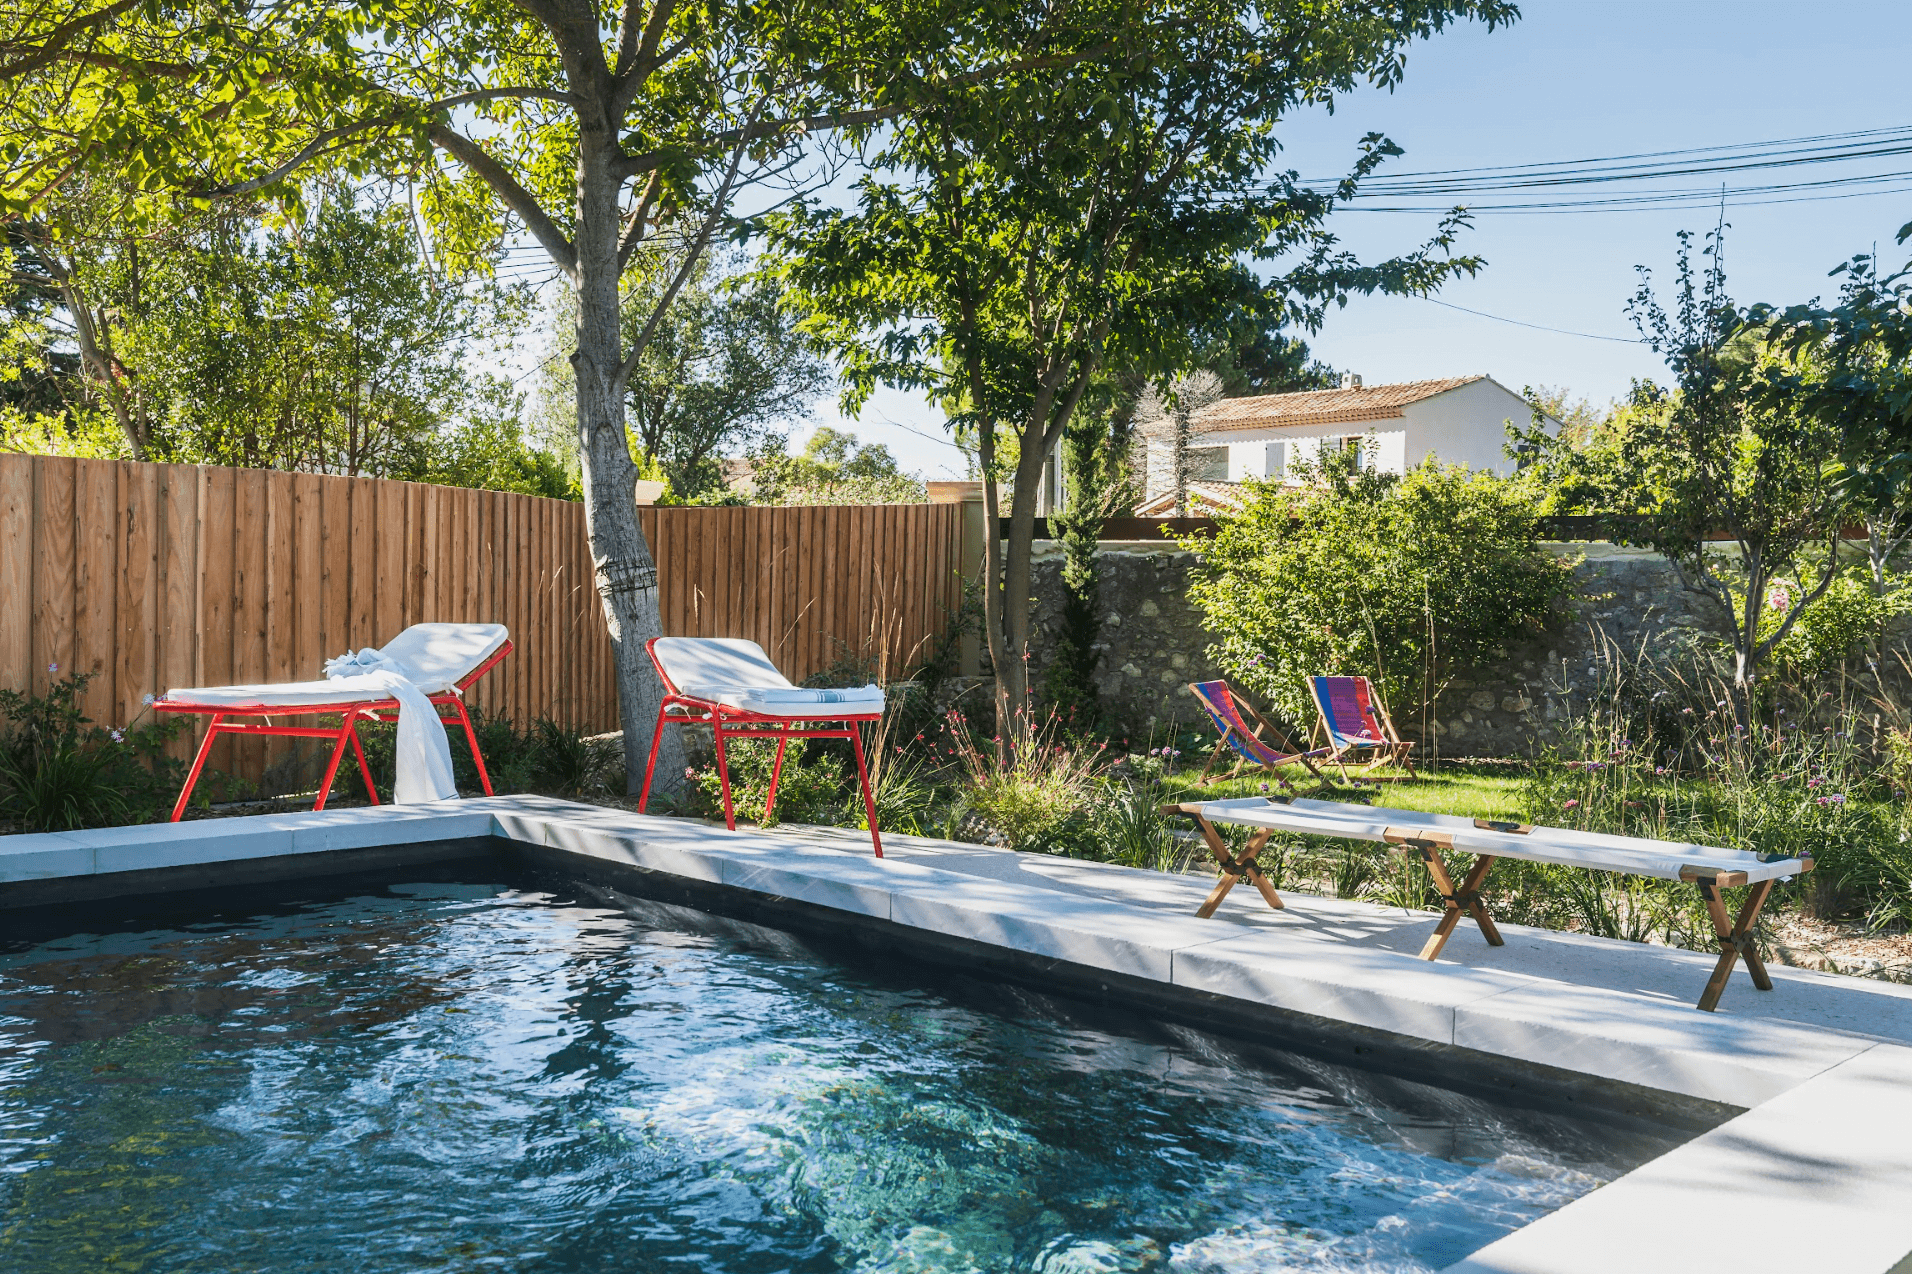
[639,637,886,857]
[1187,680,1329,788]
[152,623,513,820]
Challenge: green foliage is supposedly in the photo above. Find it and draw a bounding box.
[945,711,1109,850]
[763,0,1511,727]
[0,671,186,831]
[1042,406,1116,726]
[1762,567,1912,676]
[355,709,611,799]
[748,427,925,505]
[1512,228,1850,697]
[1187,452,1571,723]
[621,248,833,500]
[690,740,849,829]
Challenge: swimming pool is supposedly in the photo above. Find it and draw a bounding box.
[0,869,1676,1273]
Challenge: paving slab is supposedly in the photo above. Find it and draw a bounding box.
[777,822,1912,1048]
[1444,1042,1912,1274]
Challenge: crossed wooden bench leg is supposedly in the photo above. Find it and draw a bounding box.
[1383,829,1504,961]
[1164,804,1285,918]
[1691,873,1775,1013]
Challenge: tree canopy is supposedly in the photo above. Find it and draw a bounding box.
[765,0,1514,743]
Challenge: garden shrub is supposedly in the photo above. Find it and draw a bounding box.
[0,671,187,830]
[1185,451,1571,725]
[688,739,850,828]
[944,711,1108,851]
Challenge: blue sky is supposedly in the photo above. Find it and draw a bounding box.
[816,0,1912,480]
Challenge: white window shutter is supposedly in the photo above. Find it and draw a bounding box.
[1265,441,1286,479]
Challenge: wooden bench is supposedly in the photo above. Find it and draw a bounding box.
[1162,797,1813,1012]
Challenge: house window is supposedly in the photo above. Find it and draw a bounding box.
[1338,435,1368,469]
[1186,446,1228,481]
[1265,441,1287,480]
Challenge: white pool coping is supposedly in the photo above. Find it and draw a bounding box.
[4,796,1911,1273]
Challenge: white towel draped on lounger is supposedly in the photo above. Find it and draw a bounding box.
[324,648,458,804]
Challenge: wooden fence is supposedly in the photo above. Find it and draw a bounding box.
[638,502,966,682]
[0,454,964,789]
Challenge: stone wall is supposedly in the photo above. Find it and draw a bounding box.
[1027,541,1737,756]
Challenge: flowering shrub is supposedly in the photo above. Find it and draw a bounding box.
[945,711,1107,850]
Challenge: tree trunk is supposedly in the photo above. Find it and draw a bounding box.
[574,138,684,796]
[996,419,1050,749]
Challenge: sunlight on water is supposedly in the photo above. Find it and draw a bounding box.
[0,878,1661,1273]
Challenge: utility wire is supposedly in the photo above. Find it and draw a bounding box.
[1413,296,1644,343]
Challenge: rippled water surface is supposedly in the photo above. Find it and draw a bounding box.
[0,873,1669,1273]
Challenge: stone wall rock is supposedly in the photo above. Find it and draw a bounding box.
[1027,541,1742,756]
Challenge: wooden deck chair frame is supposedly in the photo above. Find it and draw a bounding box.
[154,640,513,821]
[1308,675,1417,781]
[636,637,884,858]
[1187,681,1328,789]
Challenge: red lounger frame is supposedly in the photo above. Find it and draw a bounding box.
[636,636,884,858]
[153,640,514,821]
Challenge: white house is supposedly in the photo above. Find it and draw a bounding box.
[1133,374,1555,515]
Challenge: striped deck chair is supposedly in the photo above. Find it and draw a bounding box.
[1187,681,1329,788]
[1308,675,1417,781]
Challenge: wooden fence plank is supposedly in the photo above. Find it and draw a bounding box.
[73,460,118,724]
[156,464,198,758]
[0,456,33,699]
[33,455,75,695]
[197,466,235,777]
[114,462,159,727]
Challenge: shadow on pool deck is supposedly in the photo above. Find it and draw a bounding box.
[773,822,1912,1047]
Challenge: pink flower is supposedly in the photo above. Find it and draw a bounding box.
[1563,799,1580,809]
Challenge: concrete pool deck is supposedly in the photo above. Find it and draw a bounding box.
[3,795,1910,1273]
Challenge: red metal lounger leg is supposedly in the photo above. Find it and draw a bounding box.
[712,720,737,829]
[764,732,789,822]
[850,720,883,859]
[449,697,494,797]
[348,716,380,806]
[638,699,671,813]
[170,713,225,822]
[312,714,359,812]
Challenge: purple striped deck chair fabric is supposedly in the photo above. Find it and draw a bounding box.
[1310,676,1387,746]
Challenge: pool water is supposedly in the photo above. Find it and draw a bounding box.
[0,873,1671,1273]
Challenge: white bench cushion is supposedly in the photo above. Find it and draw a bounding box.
[1194,797,1808,882]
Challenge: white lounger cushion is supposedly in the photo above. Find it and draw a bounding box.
[161,622,510,706]
[159,679,396,709]
[1193,796,1807,883]
[654,636,884,719]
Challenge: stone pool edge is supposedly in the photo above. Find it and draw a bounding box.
[4,796,1911,1274]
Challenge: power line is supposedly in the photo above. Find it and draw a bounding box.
[1269,123,1912,215]
[1413,296,1644,343]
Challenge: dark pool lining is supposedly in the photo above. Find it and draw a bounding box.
[1,834,1739,1143]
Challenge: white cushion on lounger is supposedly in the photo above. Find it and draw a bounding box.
[654,637,883,718]
[378,622,510,692]
[159,679,396,709]
[160,622,511,706]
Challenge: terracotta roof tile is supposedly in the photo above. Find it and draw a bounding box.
[1134,480,1250,517]
[1190,376,1487,434]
